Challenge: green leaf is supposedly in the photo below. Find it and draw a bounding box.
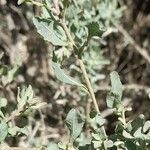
[0,98,7,108]
[17,0,26,5]
[106,93,115,108]
[106,71,123,109]
[125,140,137,150]
[87,22,105,39]
[122,130,134,139]
[133,127,144,138]
[76,132,91,147]
[2,66,18,86]
[17,85,34,109]
[143,121,150,133]
[95,114,106,127]
[104,140,113,148]
[52,62,84,87]
[8,126,28,136]
[92,140,102,149]
[90,113,105,129]
[17,0,31,5]
[47,142,59,150]
[65,109,84,141]
[110,71,123,100]
[131,114,145,134]
[33,17,67,46]
[0,122,8,142]
[8,126,20,136]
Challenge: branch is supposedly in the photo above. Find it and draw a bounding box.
[114,23,150,64]
[5,108,23,123]
[61,17,100,113]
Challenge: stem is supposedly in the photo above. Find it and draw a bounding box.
[121,110,126,125]
[61,15,107,136]
[5,108,23,123]
[61,17,100,113]
[78,59,100,113]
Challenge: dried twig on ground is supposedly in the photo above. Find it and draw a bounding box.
[114,23,150,64]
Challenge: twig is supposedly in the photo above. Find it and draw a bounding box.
[5,108,23,123]
[61,16,100,113]
[60,12,106,136]
[113,22,150,64]
[39,109,47,145]
[78,59,100,113]
[26,122,40,147]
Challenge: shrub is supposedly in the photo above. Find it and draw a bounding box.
[0,0,150,149]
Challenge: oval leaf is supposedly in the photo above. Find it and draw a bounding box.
[0,98,7,108]
[65,109,84,141]
[52,62,83,87]
[0,122,8,142]
[33,17,67,46]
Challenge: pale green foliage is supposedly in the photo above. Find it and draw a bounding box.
[0,85,45,144]
[0,98,7,108]
[65,109,85,141]
[52,62,83,87]
[2,0,149,149]
[0,122,8,142]
[33,17,68,46]
[106,71,123,110]
[46,143,59,150]
[1,66,19,86]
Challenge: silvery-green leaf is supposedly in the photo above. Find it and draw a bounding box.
[17,85,35,109]
[106,93,115,108]
[47,143,59,150]
[110,71,123,100]
[131,114,145,134]
[65,109,84,141]
[87,22,105,39]
[76,132,91,147]
[95,114,106,127]
[92,140,102,149]
[104,140,113,148]
[8,126,20,136]
[0,122,8,142]
[106,71,123,109]
[17,87,26,109]
[8,126,29,136]
[2,66,18,86]
[33,17,67,46]
[143,121,150,133]
[123,130,134,139]
[0,98,7,108]
[125,140,137,150]
[133,127,143,138]
[52,62,84,87]
[17,0,26,5]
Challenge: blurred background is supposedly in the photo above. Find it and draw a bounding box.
[0,0,150,147]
